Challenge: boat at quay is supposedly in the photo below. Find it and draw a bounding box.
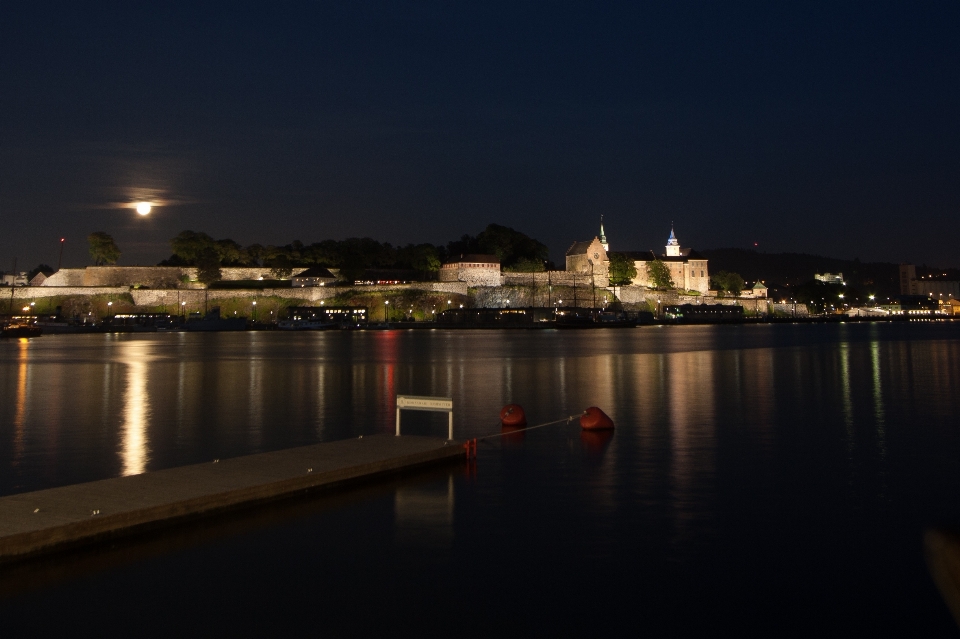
[0,323,42,338]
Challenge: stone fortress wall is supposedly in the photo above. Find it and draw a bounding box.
[42,266,312,288]
[439,265,502,287]
[500,271,601,287]
[21,267,804,315]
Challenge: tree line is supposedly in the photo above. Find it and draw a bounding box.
[82,223,551,284]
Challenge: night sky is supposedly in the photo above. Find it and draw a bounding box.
[2,2,959,270]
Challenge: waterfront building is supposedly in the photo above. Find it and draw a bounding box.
[738,281,768,299]
[617,227,710,295]
[291,266,336,287]
[439,254,501,287]
[565,237,610,288]
[899,263,959,298]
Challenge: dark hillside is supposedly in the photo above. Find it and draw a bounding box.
[699,249,902,297]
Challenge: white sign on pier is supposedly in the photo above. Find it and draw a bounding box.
[396,395,454,440]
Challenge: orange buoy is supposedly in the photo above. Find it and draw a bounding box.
[500,404,527,427]
[580,406,614,430]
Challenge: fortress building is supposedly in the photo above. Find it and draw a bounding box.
[565,234,610,288]
[616,226,710,295]
[439,254,502,287]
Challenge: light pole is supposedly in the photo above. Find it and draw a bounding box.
[57,238,65,271]
[252,300,257,322]
[384,299,389,322]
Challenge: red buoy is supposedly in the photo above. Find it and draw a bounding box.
[580,406,614,430]
[500,404,527,427]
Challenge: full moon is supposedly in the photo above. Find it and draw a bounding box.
[136,202,152,215]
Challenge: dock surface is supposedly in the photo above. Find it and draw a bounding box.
[0,434,462,562]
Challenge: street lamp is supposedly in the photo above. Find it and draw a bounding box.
[252,300,257,321]
[384,299,389,322]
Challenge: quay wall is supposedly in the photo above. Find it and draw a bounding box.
[127,283,469,308]
[12,281,468,308]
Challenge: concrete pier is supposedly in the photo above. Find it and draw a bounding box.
[0,434,462,562]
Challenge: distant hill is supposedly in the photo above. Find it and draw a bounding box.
[698,249,903,296]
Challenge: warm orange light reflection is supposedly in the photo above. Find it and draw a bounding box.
[120,341,151,475]
[12,339,30,464]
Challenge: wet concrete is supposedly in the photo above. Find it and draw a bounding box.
[0,434,463,561]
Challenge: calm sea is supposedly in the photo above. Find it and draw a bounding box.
[1,323,959,636]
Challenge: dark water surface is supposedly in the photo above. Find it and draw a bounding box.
[1,324,960,636]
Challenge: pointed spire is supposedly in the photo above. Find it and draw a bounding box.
[665,222,680,256]
[599,215,609,252]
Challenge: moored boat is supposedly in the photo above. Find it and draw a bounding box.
[1,323,42,338]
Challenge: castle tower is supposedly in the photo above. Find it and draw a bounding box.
[599,215,609,252]
[666,224,680,257]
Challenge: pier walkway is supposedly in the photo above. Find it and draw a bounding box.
[0,434,462,562]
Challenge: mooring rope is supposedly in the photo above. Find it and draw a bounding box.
[474,414,580,443]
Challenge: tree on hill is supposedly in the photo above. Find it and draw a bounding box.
[396,243,441,274]
[447,224,549,270]
[240,243,266,267]
[608,253,637,286]
[646,259,674,290]
[88,232,121,265]
[711,271,745,296]
[195,247,222,285]
[267,254,294,279]
[170,230,216,264]
[503,257,546,273]
[214,239,243,265]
